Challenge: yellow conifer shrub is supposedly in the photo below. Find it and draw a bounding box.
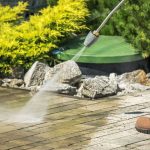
[0,0,89,75]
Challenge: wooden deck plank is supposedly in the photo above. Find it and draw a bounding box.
[0,102,149,144]
[1,107,148,149]
[0,88,150,150]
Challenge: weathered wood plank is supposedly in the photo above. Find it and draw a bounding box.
[0,88,150,150]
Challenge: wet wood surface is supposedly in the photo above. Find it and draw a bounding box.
[0,87,150,150]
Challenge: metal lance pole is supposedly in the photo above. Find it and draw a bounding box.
[84,0,126,47]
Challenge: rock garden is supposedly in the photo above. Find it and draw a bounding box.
[1,60,150,99]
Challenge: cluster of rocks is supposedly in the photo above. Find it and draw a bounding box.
[1,60,150,99]
[0,78,25,88]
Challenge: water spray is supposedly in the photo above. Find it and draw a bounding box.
[84,0,125,47]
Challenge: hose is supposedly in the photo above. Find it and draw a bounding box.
[96,0,126,33]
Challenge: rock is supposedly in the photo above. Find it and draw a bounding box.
[130,83,150,91]
[29,82,76,95]
[1,78,11,87]
[117,70,150,95]
[117,83,150,96]
[9,79,24,87]
[44,60,82,85]
[44,67,54,82]
[46,83,76,95]
[109,73,118,91]
[2,78,12,83]
[1,82,9,87]
[77,74,118,99]
[24,61,50,87]
[146,73,150,79]
[118,70,148,84]
[132,70,148,84]
[27,85,41,92]
[1,78,24,88]
[24,60,80,94]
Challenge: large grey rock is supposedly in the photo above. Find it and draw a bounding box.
[44,60,82,85]
[24,61,81,95]
[24,61,50,87]
[77,73,118,99]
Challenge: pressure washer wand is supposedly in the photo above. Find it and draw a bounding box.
[84,0,125,47]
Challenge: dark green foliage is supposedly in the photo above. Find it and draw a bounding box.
[0,0,47,12]
[47,0,58,6]
[87,0,150,56]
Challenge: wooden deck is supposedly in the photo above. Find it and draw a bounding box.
[0,87,150,150]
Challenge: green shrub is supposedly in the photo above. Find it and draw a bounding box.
[87,0,150,57]
[47,0,58,6]
[0,0,89,75]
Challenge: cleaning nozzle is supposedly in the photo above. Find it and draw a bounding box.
[84,31,99,47]
[84,0,125,47]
